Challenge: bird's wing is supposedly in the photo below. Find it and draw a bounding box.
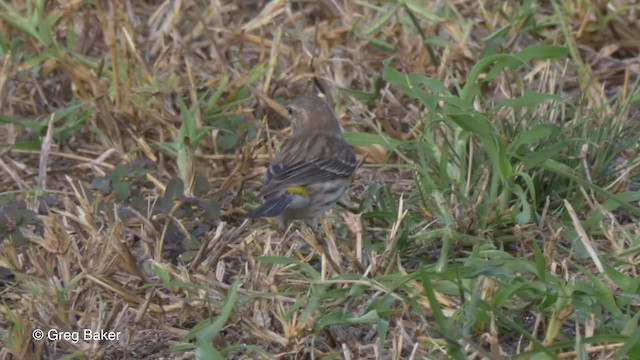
[259,144,356,198]
[245,193,297,219]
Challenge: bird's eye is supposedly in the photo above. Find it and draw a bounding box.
[285,106,293,115]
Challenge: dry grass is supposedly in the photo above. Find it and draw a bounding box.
[0,0,639,359]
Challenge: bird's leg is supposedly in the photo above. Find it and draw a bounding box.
[274,215,289,234]
[318,217,343,274]
[305,217,321,233]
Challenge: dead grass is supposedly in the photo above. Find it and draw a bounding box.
[0,0,639,359]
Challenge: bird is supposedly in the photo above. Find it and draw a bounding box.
[246,95,357,228]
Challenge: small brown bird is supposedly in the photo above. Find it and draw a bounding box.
[246,96,357,228]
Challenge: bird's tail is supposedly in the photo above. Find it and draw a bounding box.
[245,194,294,219]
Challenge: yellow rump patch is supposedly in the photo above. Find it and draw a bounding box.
[285,186,309,197]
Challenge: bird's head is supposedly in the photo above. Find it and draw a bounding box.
[285,96,343,136]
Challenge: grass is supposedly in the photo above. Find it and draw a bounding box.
[0,0,639,359]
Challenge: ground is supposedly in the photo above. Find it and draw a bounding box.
[0,0,639,359]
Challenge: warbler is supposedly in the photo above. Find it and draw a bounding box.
[246,95,357,228]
